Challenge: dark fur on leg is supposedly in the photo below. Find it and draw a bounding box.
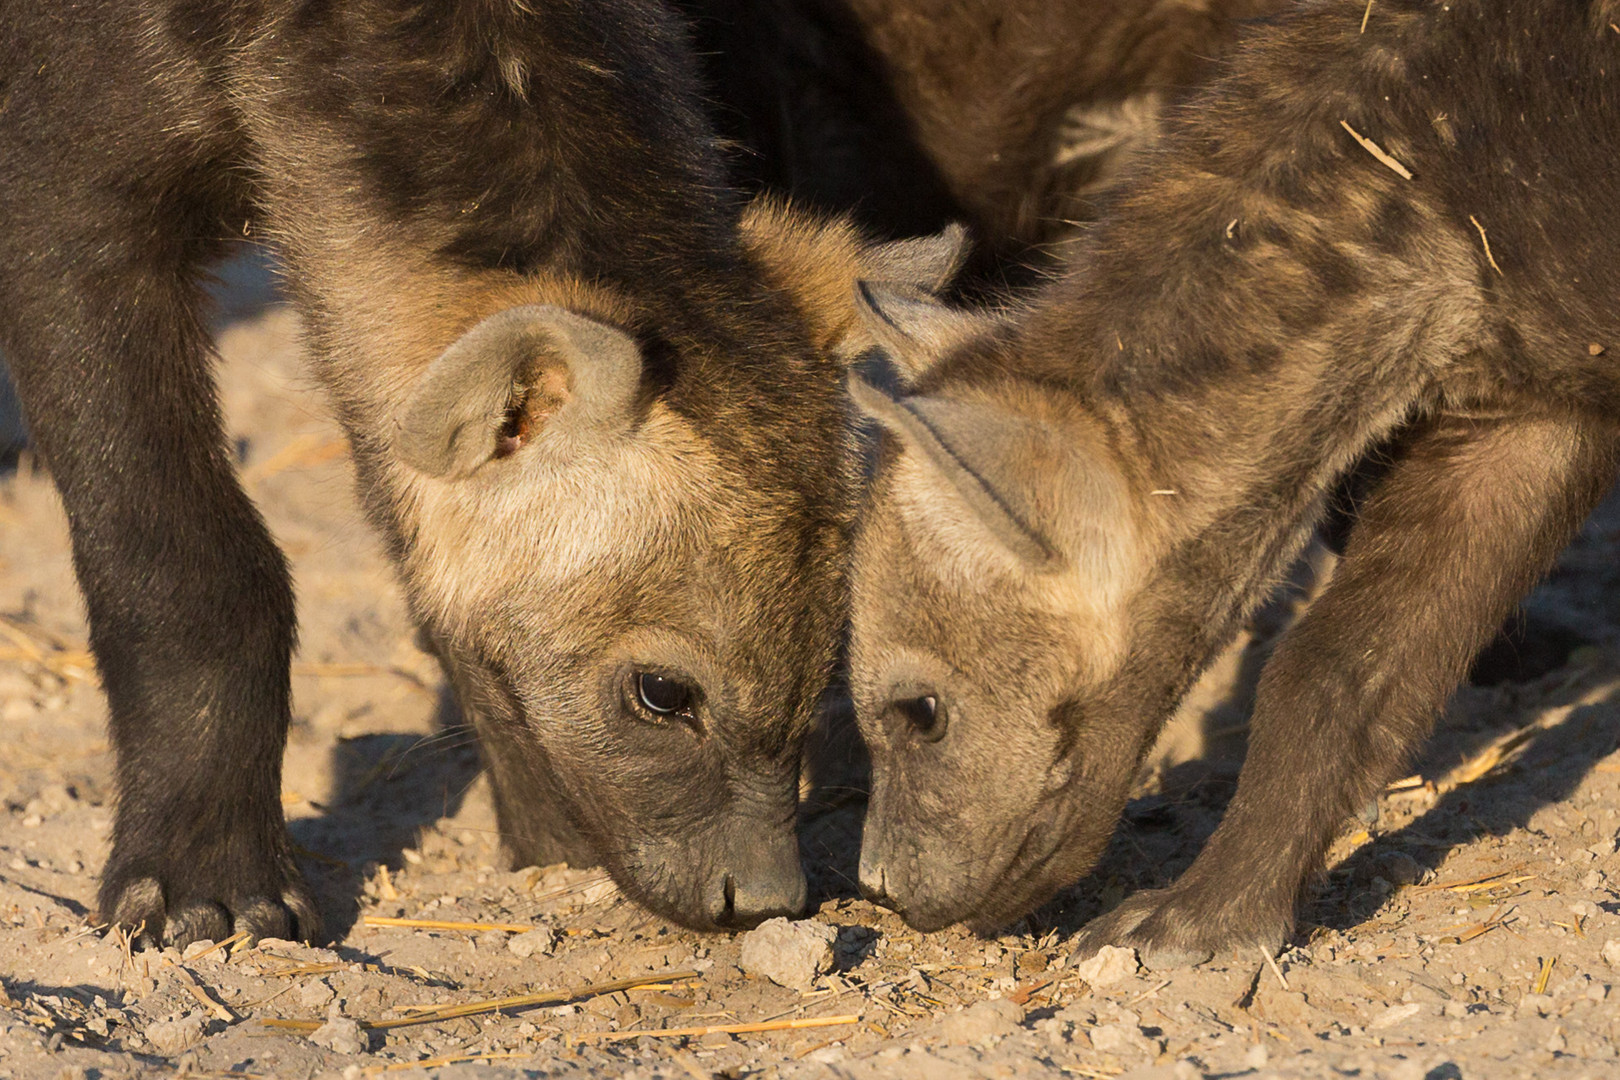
[1077,412,1620,966]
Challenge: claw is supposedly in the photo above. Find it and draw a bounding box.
[100,860,321,950]
[1138,944,1214,971]
[165,900,231,948]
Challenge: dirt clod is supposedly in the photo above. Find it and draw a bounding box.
[738,917,836,990]
[507,927,556,958]
[1072,943,1140,987]
[934,997,1022,1046]
[143,1012,206,1056]
[307,1004,369,1055]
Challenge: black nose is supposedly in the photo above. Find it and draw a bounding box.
[710,866,807,929]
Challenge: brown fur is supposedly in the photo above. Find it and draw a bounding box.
[843,0,1620,964]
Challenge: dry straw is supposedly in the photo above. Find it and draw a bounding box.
[1339,120,1413,180]
[362,915,538,934]
[260,970,698,1034]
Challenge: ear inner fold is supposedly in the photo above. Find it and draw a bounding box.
[848,373,1058,568]
[395,304,642,479]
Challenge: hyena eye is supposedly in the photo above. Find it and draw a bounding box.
[634,672,694,717]
[894,694,947,742]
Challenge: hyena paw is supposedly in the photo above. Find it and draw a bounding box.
[1071,884,1290,972]
[100,854,321,950]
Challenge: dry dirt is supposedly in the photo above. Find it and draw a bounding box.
[1,263,1619,1079]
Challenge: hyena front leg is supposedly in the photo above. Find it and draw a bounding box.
[1077,408,1618,968]
[1,236,319,949]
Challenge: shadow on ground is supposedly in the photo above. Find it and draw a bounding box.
[288,683,484,944]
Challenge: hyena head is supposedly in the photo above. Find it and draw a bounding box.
[844,285,1153,933]
[369,203,967,931]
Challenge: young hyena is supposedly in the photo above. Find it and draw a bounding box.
[0,0,940,946]
[844,0,1620,964]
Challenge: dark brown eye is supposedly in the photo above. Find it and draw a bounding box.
[895,694,946,742]
[635,672,693,717]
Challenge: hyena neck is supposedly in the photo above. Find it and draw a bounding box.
[1004,157,1479,686]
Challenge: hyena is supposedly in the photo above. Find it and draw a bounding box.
[844,0,1620,965]
[680,0,1289,261]
[0,0,946,946]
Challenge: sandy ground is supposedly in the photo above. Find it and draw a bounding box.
[1,265,1619,1079]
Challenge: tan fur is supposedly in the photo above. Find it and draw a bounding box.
[739,197,878,357]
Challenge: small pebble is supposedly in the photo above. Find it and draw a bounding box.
[1369,1002,1423,1029]
[508,928,556,959]
[144,1012,206,1056]
[298,978,335,1010]
[308,1004,369,1055]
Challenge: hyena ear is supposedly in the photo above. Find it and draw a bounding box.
[847,373,1057,568]
[852,280,998,383]
[394,305,640,478]
[738,197,974,359]
[860,223,971,295]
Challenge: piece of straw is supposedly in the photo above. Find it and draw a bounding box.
[1360,0,1373,33]
[180,930,253,965]
[1436,902,1515,944]
[1261,948,1289,991]
[166,963,237,1023]
[259,970,698,1034]
[1007,978,1054,1006]
[362,916,538,934]
[375,864,400,901]
[1412,863,1528,895]
[1339,120,1413,179]
[1469,215,1504,275]
[241,433,348,484]
[571,1013,860,1046]
[1532,955,1557,995]
[262,962,347,979]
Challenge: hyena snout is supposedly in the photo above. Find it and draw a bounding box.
[705,843,808,929]
[857,839,961,932]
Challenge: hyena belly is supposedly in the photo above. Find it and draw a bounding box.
[842,0,1620,962]
[0,0,873,944]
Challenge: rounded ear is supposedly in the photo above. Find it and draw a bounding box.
[852,280,1000,384]
[394,305,642,479]
[859,223,971,294]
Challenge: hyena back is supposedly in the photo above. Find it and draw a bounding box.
[845,0,1620,963]
[681,0,1291,264]
[0,0,900,944]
